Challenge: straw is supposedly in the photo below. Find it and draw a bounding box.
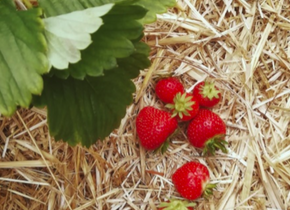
[1,0,290,209]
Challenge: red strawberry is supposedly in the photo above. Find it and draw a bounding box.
[166,93,199,121]
[158,199,196,210]
[187,109,227,155]
[172,161,216,200]
[136,106,178,152]
[193,81,221,107]
[155,77,185,103]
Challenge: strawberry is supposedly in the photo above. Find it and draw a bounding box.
[158,199,196,210]
[155,77,185,103]
[136,106,178,152]
[172,161,216,200]
[193,81,221,107]
[166,93,199,121]
[187,109,227,155]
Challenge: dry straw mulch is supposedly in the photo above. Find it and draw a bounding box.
[1,0,290,209]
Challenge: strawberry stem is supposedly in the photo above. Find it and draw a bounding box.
[153,138,170,154]
[202,183,217,200]
[153,128,180,154]
[166,93,195,119]
[200,82,220,100]
[203,135,228,156]
[158,199,196,210]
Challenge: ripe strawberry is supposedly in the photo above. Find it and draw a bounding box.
[193,81,221,107]
[172,161,216,200]
[136,106,178,152]
[166,93,199,121]
[158,199,196,210]
[187,109,227,155]
[155,77,185,103]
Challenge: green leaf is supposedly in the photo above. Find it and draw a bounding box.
[38,0,175,79]
[65,4,147,79]
[43,3,114,70]
[39,0,147,79]
[135,0,176,24]
[31,0,155,146]
[39,0,176,25]
[0,1,49,116]
[33,41,150,146]
[38,0,124,17]
[116,41,151,78]
[33,71,134,146]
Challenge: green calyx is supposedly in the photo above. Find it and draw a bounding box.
[166,92,195,119]
[200,82,220,100]
[202,134,228,156]
[158,199,196,210]
[153,128,179,154]
[154,139,170,154]
[202,183,217,200]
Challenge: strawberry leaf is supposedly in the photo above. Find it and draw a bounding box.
[38,0,123,17]
[135,0,177,24]
[32,1,151,146]
[33,42,150,147]
[64,4,146,79]
[33,71,133,146]
[0,1,49,116]
[43,4,114,70]
[39,0,147,79]
[38,0,176,24]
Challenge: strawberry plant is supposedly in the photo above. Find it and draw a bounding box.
[193,81,221,108]
[0,0,176,146]
[187,109,227,155]
[136,106,178,152]
[155,77,185,104]
[172,161,216,200]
